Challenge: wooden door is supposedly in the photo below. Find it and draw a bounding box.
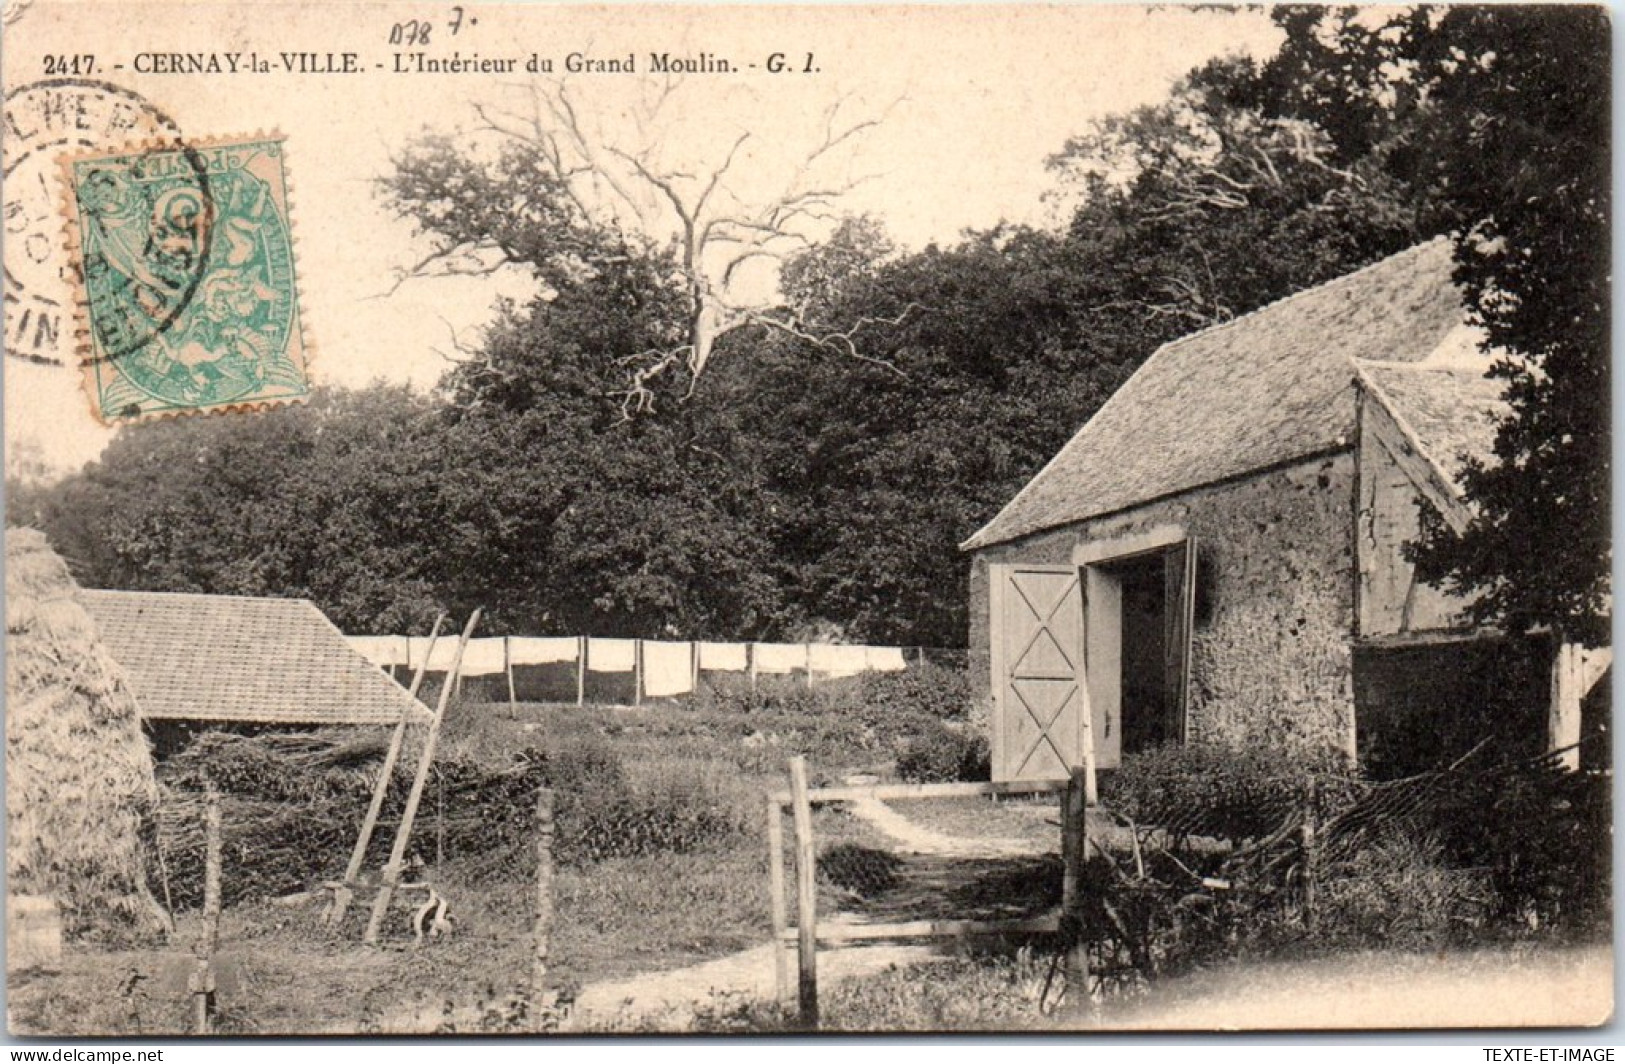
[990,564,1086,781]
[1162,537,1198,744]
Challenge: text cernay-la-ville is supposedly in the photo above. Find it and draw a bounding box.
[128,51,759,76]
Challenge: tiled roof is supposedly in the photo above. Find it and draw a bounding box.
[78,589,428,725]
[1356,348,1509,497]
[963,239,1465,550]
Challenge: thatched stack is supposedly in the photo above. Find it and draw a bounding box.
[6,528,169,941]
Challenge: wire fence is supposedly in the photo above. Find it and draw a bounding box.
[768,735,1611,1023]
[141,731,556,1036]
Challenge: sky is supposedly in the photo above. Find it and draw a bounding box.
[3,2,1284,473]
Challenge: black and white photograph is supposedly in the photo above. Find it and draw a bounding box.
[1,1,1612,1037]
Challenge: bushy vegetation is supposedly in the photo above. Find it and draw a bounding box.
[894,721,990,784]
[1101,741,1350,842]
[157,724,750,908]
[1315,834,1490,950]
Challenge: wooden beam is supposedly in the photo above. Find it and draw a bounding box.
[770,778,1067,807]
[505,636,518,716]
[1060,767,1091,1013]
[779,914,1061,943]
[1072,523,1186,567]
[1551,641,1585,771]
[1355,626,1504,651]
[576,636,586,707]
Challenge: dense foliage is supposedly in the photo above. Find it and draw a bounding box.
[13,7,1600,648]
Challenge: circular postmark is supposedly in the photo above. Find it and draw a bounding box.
[69,140,217,368]
[2,78,206,365]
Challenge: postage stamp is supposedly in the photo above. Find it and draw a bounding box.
[3,79,186,366]
[60,134,311,423]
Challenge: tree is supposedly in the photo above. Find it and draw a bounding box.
[380,79,911,414]
[20,387,455,633]
[1248,7,1611,644]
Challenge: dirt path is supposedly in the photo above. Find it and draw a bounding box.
[564,918,945,1031]
[565,796,1032,1031]
[843,798,1049,858]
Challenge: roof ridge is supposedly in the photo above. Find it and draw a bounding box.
[82,587,318,607]
[961,238,1456,551]
[1153,236,1455,361]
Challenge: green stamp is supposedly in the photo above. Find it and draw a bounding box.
[64,136,310,423]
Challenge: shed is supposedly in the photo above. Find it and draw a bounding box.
[78,589,429,746]
[964,239,1607,782]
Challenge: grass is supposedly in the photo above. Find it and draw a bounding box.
[12,688,963,1036]
[890,794,1060,848]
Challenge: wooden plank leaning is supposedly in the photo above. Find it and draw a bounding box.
[363,610,482,946]
[325,612,447,930]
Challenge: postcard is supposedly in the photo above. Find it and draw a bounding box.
[3,1,1612,1037]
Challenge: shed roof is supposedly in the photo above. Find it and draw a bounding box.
[962,238,1465,550]
[78,589,428,726]
[1354,332,1510,531]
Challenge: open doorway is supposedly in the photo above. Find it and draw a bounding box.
[1111,552,1177,754]
[1083,537,1196,766]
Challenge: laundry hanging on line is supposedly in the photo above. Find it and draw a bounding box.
[347,635,409,668]
[507,636,580,666]
[865,646,910,673]
[753,642,809,674]
[809,643,870,678]
[697,642,749,671]
[587,637,638,673]
[642,640,695,697]
[458,637,508,676]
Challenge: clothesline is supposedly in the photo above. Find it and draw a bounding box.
[345,633,959,703]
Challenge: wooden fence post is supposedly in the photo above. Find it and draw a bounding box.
[576,636,586,707]
[766,796,790,1003]
[634,639,643,706]
[531,787,555,1031]
[505,636,518,717]
[788,756,818,1029]
[191,783,222,1034]
[1059,766,1091,1017]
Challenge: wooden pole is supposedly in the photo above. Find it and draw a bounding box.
[531,787,555,1032]
[691,641,700,695]
[1060,766,1091,1017]
[804,643,813,690]
[789,756,818,1029]
[749,643,758,692]
[576,636,586,707]
[634,639,643,707]
[191,783,222,1034]
[505,636,518,718]
[766,796,791,1003]
[365,610,482,946]
[329,613,446,929]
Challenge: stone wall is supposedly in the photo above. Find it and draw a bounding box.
[969,452,1358,764]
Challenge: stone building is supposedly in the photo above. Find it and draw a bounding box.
[963,239,1605,782]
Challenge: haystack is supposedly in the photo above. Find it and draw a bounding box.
[6,528,169,940]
